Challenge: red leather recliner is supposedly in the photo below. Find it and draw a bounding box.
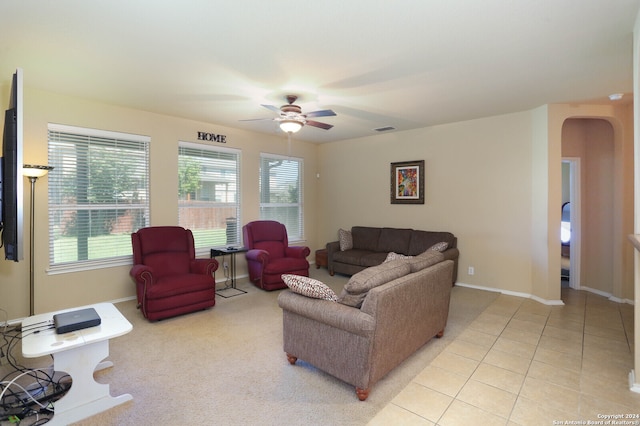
[130,226,218,321]
[243,220,310,291]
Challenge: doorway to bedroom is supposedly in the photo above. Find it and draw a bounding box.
[561,118,615,295]
[561,158,580,290]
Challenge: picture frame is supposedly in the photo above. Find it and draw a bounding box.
[390,160,424,204]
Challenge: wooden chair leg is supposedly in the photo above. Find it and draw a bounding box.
[435,329,444,338]
[355,387,370,401]
[286,353,298,365]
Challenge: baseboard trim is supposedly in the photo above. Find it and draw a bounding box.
[455,281,636,306]
[580,286,635,305]
[629,370,640,394]
[455,282,564,306]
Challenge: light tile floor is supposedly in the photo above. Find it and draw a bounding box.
[369,287,639,425]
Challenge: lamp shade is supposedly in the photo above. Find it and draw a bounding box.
[23,164,54,178]
[279,120,303,133]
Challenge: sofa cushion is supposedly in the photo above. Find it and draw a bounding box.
[383,250,444,272]
[333,249,387,267]
[410,250,445,272]
[408,230,456,256]
[147,273,214,299]
[376,227,412,254]
[338,260,410,308]
[253,240,286,259]
[144,252,190,277]
[351,226,381,251]
[417,249,445,260]
[339,228,353,251]
[360,252,389,267]
[282,274,338,301]
[263,257,309,274]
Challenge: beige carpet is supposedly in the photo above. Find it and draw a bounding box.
[5,268,498,426]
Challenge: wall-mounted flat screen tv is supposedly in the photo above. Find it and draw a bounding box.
[1,68,24,262]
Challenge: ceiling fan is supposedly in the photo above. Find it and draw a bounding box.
[242,95,336,133]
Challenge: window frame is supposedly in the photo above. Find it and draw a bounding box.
[259,152,304,241]
[178,141,242,254]
[47,123,150,274]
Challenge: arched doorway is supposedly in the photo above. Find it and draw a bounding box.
[561,118,614,296]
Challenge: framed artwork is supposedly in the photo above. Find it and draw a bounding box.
[390,160,424,204]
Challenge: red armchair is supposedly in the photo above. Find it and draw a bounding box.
[130,226,218,321]
[243,220,310,291]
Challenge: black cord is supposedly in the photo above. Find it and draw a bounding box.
[0,323,69,423]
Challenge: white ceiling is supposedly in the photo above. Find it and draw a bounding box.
[1,0,639,143]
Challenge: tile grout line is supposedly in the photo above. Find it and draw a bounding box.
[433,298,526,425]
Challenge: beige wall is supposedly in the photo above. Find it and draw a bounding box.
[318,104,634,303]
[318,111,536,295]
[0,87,320,318]
[0,86,634,320]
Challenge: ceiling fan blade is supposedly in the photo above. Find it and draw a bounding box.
[261,104,281,113]
[239,117,274,122]
[305,120,334,130]
[305,109,336,118]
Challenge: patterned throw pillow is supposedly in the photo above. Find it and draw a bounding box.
[339,228,353,251]
[429,241,448,252]
[384,251,413,262]
[282,274,338,301]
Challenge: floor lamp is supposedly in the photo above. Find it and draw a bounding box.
[23,164,53,316]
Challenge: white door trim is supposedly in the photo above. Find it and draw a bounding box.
[563,157,581,290]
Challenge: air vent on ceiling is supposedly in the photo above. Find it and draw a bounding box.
[373,126,396,132]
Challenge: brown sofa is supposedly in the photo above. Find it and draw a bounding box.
[327,226,459,283]
[277,254,454,400]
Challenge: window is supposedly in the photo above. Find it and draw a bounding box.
[178,142,240,249]
[259,153,303,240]
[48,124,150,272]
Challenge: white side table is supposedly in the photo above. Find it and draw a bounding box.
[21,302,133,425]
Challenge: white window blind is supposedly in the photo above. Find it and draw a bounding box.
[48,124,149,272]
[259,153,303,240]
[178,142,241,248]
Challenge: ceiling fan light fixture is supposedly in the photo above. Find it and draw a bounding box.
[280,119,303,133]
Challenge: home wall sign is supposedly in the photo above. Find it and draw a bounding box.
[197,131,227,144]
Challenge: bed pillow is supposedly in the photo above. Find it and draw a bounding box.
[282,274,338,301]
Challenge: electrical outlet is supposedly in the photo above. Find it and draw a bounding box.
[223,261,229,270]
[468,266,475,275]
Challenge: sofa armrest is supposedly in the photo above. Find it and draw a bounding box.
[286,246,310,258]
[278,291,375,337]
[326,240,340,253]
[326,240,340,272]
[246,248,269,263]
[442,247,458,262]
[442,247,459,283]
[190,258,219,275]
[130,264,154,285]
